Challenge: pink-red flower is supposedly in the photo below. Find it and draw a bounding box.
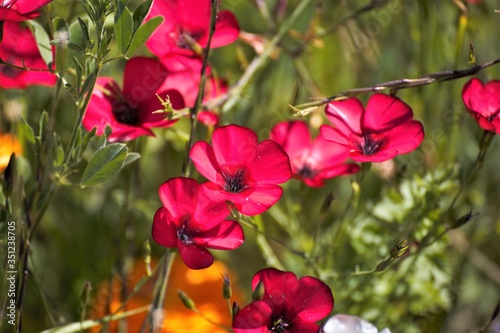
[190,125,291,216]
[146,0,240,58]
[83,57,184,142]
[232,268,334,333]
[320,94,424,163]
[152,177,244,270]
[0,21,56,88]
[0,0,52,22]
[270,121,359,187]
[462,78,500,134]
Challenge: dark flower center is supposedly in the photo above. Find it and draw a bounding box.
[298,163,316,179]
[176,28,204,49]
[0,64,21,79]
[223,168,247,193]
[176,224,193,245]
[112,100,139,125]
[270,317,290,333]
[359,134,383,156]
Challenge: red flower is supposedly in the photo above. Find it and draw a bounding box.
[0,21,56,88]
[190,125,291,216]
[197,111,219,128]
[152,177,244,270]
[0,0,52,22]
[83,57,184,142]
[146,0,240,58]
[462,78,500,134]
[320,94,424,163]
[270,121,359,187]
[232,268,334,333]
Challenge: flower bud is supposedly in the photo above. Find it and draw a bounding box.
[252,280,265,301]
[177,290,196,310]
[2,153,16,198]
[450,209,478,230]
[222,273,232,300]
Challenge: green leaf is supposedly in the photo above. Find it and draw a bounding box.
[132,0,153,32]
[125,16,163,58]
[123,152,141,166]
[114,0,133,54]
[81,72,96,96]
[52,17,69,71]
[18,120,35,144]
[81,144,128,186]
[55,146,65,167]
[27,21,53,70]
[77,18,91,48]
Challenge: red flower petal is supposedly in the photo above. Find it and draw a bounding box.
[462,78,500,118]
[349,120,424,163]
[0,0,52,21]
[232,300,272,332]
[122,57,169,103]
[293,276,334,322]
[177,241,214,270]
[319,124,356,147]
[193,220,244,250]
[152,207,177,248]
[247,140,291,184]
[270,121,311,163]
[191,188,231,231]
[363,94,413,132]
[190,141,224,185]
[198,10,240,48]
[212,125,258,166]
[325,97,364,136]
[158,178,199,221]
[235,185,283,216]
[252,268,299,302]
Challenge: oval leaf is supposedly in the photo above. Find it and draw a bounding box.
[81,143,128,186]
[27,21,53,70]
[125,16,163,58]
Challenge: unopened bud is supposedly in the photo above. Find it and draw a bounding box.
[252,280,265,301]
[222,273,232,300]
[142,240,152,276]
[80,281,92,306]
[375,258,392,272]
[451,209,478,230]
[177,290,196,310]
[389,239,410,259]
[232,302,240,318]
[2,153,16,198]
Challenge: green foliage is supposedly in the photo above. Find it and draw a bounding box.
[80,143,128,186]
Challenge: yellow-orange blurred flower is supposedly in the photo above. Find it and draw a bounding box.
[0,132,22,172]
[92,256,244,332]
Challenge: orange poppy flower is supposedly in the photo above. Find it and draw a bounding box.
[92,256,244,332]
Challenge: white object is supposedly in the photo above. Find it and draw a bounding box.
[320,314,392,333]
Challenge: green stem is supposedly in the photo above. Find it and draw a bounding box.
[147,251,175,333]
[204,0,314,112]
[182,0,218,176]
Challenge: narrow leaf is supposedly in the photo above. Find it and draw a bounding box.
[81,144,128,186]
[114,1,133,54]
[125,16,163,58]
[123,152,141,166]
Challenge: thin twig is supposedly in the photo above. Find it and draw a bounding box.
[292,58,500,113]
